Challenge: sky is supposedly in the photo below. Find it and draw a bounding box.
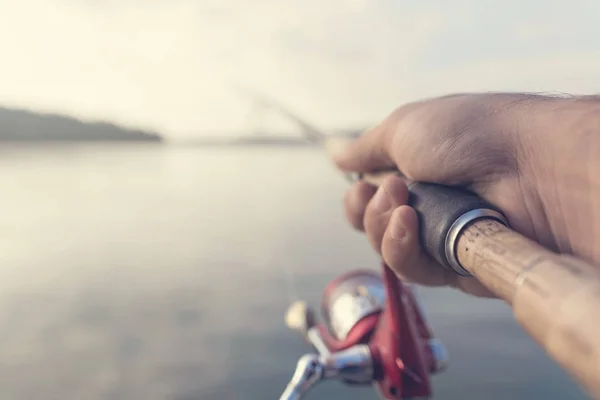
[0,0,599,138]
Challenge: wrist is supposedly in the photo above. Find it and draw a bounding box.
[520,95,600,179]
[549,97,600,184]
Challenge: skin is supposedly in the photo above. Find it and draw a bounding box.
[333,93,600,298]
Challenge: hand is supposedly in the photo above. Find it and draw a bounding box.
[333,93,600,297]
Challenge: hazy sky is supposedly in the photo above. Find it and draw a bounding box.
[1,0,599,138]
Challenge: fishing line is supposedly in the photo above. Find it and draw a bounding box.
[282,260,299,303]
[235,84,333,306]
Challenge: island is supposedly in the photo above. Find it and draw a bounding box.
[0,105,365,144]
[0,106,162,141]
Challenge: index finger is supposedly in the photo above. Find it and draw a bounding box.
[331,119,396,173]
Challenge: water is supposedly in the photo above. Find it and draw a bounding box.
[0,144,588,399]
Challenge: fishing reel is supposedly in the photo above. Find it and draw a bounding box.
[279,264,449,399]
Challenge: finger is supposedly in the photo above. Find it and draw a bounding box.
[381,206,447,286]
[331,120,396,173]
[451,275,497,298]
[382,206,497,298]
[344,181,377,231]
[363,175,408,253]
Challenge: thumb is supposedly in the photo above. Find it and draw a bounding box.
[330,121,396,173]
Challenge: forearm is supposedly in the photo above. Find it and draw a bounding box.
[588,113,600,263]
[553,96,600,201]
[531,97,600,264]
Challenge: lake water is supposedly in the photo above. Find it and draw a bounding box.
[0,143,589,399]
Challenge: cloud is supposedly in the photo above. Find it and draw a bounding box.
[0,0,599,138]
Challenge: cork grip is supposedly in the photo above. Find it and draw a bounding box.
[457,219,600,398]
[357,171,600,398]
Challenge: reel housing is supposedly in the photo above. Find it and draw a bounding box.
[279,265,449,399]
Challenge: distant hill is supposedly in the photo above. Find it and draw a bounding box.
[0,107,162,141]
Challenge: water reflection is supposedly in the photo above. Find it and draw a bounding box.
[0,145,587,399]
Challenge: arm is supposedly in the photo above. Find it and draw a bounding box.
[524,97,600,266]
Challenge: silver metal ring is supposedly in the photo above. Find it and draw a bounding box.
[444,209,508,276]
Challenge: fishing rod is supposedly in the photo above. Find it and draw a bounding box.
[235,86,449,399]
[236,87,600,399]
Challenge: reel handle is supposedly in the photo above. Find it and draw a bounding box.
[279,346,374,400]
[279,355,323,400]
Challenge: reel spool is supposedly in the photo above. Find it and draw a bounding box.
[279,266,449,399]
[320,271,385,349]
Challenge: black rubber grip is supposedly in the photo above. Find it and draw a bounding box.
[407,182,506,272]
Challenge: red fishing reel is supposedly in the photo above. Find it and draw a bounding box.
[279,263,448,399]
